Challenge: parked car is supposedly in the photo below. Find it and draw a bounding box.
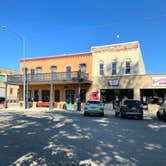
[84,100,104,116]
[117,99,143,119]
[156,99,166,121]
[0,97,5,104]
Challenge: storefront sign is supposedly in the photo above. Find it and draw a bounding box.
[152,77,166,87]
[91,91,99,100]
[108,79,119,86]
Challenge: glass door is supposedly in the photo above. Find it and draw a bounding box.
[65,90,75,110]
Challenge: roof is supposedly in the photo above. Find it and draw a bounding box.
[20,52,92,62]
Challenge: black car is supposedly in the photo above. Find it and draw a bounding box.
[156,99,166,121]
[118,99,143,119]
[0,97,5,104]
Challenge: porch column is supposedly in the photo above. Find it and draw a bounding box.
[49,74,54,111]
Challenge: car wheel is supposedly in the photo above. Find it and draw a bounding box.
[101,113,104,117]
[157,111,162,120]
[84,112,87,116]
[139,115,143,120]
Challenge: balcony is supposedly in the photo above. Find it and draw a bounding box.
[7,71,90,85]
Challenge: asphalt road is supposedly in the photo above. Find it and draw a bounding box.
[0,110,166,166]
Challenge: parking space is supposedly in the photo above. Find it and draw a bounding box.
[0,110,166,166]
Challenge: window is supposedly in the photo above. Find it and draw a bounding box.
[125,60,132,74]
[51,66,57,73]
[36,67,42,74]
[42,90,50,102]
[31,69,35,80]
[99,61,104,76]
[55,90,60,102]
[66,66,71,80]
[10,88,13,94]
[112,61,117,75]
[31,69,35,75]
[34,90,39,102]
[0,75,5,83]
[36,67,42,79]
[79,63,86,73]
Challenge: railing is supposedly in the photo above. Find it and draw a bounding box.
[7,71,90,84]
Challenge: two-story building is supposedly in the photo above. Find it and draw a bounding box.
[91,41,166,104]
[7,52,92,109]
[7,41,166,109]
[0,67,19,103]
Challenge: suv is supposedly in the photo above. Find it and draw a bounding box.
[84,100,104,116]
[119,99,143,119]
[156,99,166,121]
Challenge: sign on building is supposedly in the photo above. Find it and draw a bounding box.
[152,77,166,87]
[108,79,119,86]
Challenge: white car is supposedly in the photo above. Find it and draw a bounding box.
[84,100,104,116]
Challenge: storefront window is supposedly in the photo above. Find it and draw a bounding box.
[42,90,50,102]
[55,90,60,102]
[34,90,39,102]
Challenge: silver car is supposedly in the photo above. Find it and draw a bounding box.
[84,100,104,116]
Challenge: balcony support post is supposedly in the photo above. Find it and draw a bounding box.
[49,73,54,111]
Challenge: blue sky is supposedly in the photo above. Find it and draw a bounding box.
[0,0,166,74]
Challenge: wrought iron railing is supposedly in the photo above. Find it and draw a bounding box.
[7,71,90,84]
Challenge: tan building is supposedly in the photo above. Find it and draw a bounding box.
[0,67,19,103]
[91,41,166,104]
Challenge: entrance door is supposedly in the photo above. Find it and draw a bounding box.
[65,90,75,110]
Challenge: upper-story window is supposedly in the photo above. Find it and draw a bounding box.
[31,69,35,75]
[99,61,104,76]
[124,60,132,74]
[66,66,71,73]
[111,61,117,75]
[36,67,42,74]
[0,75,5,83]
[79,63,86,73]
[51,66,57,73]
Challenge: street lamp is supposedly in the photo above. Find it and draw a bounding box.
[1,25,28,109]
[77,68,81,111]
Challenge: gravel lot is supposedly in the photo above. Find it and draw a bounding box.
[0,109,166,166]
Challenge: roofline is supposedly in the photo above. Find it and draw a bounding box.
[91,41,140,49]
[0,67,19,73]
[20,52,92,62]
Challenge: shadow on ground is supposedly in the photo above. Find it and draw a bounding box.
[0,110,166,166]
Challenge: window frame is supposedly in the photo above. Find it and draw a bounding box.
[124,59,132,75]
[98,61,104,76]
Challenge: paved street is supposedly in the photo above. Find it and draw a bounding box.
[0,110,166,166]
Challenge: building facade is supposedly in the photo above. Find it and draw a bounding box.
[0,67,19,103]
[8,52,92,109]
[7,41,166,109]
[91,41,166,104]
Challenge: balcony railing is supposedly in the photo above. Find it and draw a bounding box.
[7,71,90,85]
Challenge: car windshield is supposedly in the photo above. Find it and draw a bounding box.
[124,100,140,108]
[87,101,101,105]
